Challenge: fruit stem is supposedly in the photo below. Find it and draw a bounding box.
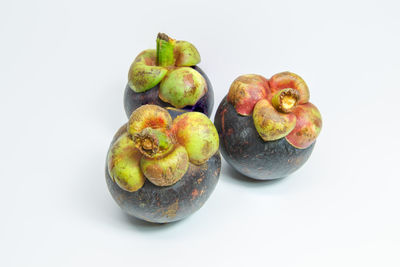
[271,88,300,113]
[156,33,176,67]
[133,127,174,158]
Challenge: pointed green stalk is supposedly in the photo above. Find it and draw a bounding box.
[156,33,176,67]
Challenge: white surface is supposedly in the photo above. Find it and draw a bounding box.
[1,0,399,266]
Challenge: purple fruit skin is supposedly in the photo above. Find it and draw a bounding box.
[214,96,315,180]
[124,66,214,118]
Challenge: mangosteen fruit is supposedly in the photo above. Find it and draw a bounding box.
[106,105,221,223]
[214,72,322,180]
[124,33,214,118]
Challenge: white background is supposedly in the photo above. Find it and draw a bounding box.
[1,0,399,266]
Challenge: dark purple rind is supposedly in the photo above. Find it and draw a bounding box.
[214,96,315,180]
[106,125,221,223]
[106,153,221,223]
[124,66,214,118]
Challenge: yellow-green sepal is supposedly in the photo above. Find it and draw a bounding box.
[253,99,297,141]
[108,132,146,192]
[174,41,201,67]
[159,67,207,108]
[172,112,219,165]
[128,49,168,93]
[140,145,189,187]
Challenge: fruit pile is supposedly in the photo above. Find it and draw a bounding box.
[105,33,323,224]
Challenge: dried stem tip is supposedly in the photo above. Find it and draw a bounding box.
[133,127,173,158]
[271,88,300,113]
[157,32,171,41]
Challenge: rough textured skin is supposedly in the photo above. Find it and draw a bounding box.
[285,102,322,149]
[124,66,214,118]
[227,74,270,116]
[159,67,207,108]
[214,97,315,180]
[106,126,221,223]
[128,50,168,93]
[269,72,310,104]
[253,99,297,141]
[140,145,189,187]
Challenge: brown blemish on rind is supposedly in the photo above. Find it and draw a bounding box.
[253,99,297,141]
[285,102,322,149]
[201,140,212,157]
[183,73,194,87]
[191,189,199,199]
[157,199,179,219]
[227,74,270,116]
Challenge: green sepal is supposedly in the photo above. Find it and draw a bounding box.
[159,67,207,108]
[174,41,201,67]
[128,49,168,93]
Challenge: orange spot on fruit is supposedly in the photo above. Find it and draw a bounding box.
[192,189,199,197]
[145,117,166,129]
[144,57,155,66]
[183,74,194,87]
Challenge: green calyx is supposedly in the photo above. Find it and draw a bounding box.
[127,33,203,108]
[133,127,173,158]
[159,67,207,108]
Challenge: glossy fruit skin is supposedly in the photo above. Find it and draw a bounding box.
[124,66,214,118]
[105,124,221,223]
[214,97,315,180]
